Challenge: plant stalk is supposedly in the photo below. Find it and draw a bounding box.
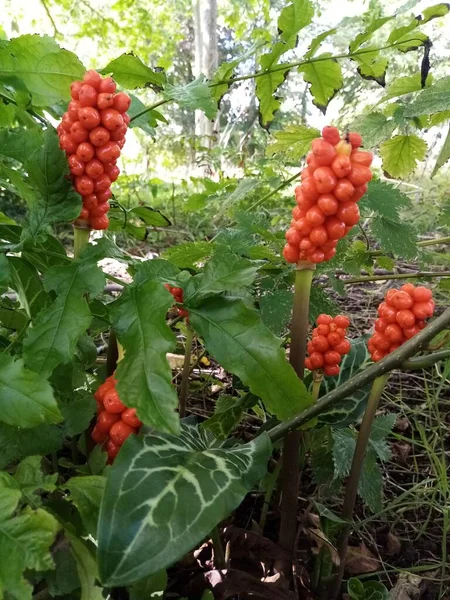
[329,374,390,599]
[342,271,450,285]
[211,526,226,569]
[179,327,194,418]
[73,225,91,259]
[259,459,282,532]
[278,265,314,554]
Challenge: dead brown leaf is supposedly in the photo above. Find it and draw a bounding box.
[389,572,421,600]
[345,543,379,575]
[203,569,300,599]
[392,441,412,463]
[386,532,401,556]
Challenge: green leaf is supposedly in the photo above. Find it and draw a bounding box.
[0,423,64,469]
[127,94,166,135]
[0,353,61,428]
[7,256,50,318]
[266,125,320,161]
[404,76,450,116]
[201,394,258,440]
[0,102,15,127]
[129,570,167,600]
[362,180,411,222]
[133,259,180,286]
[22,234,68,272]
[44,544,81,597]
[380,134,427,178]
[299,54,343,113]
[259,288,293,336]
[102,53,165,89]
[14,455,58,506]
[220,178,260,212]
[64,476,106,537]
[0,35,84,106]
[184,253,258,306]
[349,16,394,52]
[97,424,271,585]
[161,241,213,269]
[379,73,432,104]
[129,205,171,227]
[353,48,387,86]
[111,280,180,435]
[305,28,337,58]
[332,429,355,478]
[394,32,428,52]
[349,113,395,148]
[432,125,450,177]
[210,45,259,104]
[369,413,396,462]
[0,299,29,331]
[348,577,389,600]
[358,449,383,512]
[165,76,217,119]
[61,393,96,437]
[23,261,105,377]
[371,216,418,259]
[66,532,104,600]
[342,241,373,277]
[0,253,10,287]
[278,0,314,41]
[23,127,82,239]
[0,128,43,163]
[422,2,450,22]
[189,297,311,420]
[309,285,339,322]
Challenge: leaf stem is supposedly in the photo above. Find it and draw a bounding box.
[268,307,450,443]
[342,271,450,284]
[73,226,91,259]
[259,459,282,532]
[211,526,226,569]
[245,171,302,213]
[330,374,390,599]
[369,236,450,256]
[129,98,168,123]
[179,327,194,418]
[279,265,314,555]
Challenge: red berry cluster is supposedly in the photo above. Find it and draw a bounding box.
[57,69,131,230]
[305,314,351,376]
[91,374,142,462]
[368,284,435,362]
[165,284,189,319]
[283,126,373,264]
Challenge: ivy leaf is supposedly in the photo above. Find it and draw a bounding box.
[404,76,450,116]
[64,476,106,537]
[379,73,432,103]
[0,128,43,163]
[14,456,58,506]
[102,53,165,90]
[371,217,418,259]
[97,424,271,585]
[184,253,258,306]
[110,280,180,435]
[23,127,82,239]
[161,241,213,269]
[7,256,50,318]
[189,297,311,420]
[201,394,258,440]
[0,35,84,106]
[298,54,343,113]
[358,449,383,512]
[266,125,320,161]
[431,125,450,177]
[380,134,427,178]
[23,261,105,377]
[165,76,217,119]
[0,353,61,428]
[259,288,293,336]
[353,48,387,86]
[349,16,394,52]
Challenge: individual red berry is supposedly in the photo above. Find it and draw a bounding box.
[324,364,340,376]
[70,81,83,100]
[327,331,342,346]
[322,126,340,145]
[371,332,390,351]
[310,352,324,369]
[113,92,131,113]
[79,207,89,220]
[334,179,355,202]
[400,283,415,297]
[396,309,416,329]
[90,202,110,217]
[378,302,397,324]
[101,108,124,131]
[306,206,326,226]
[296,191,315,211]
[412,286,432,303]
[325,217,346,240]
[311,138,337,166]
[99,77,117,94]
[285,227,302,246]
[348,164,372,186]
[83,69,102,89]
[294,218,312,235]
[302,177,320,202]
[324,247,336,260]
[75,175,94,196]
[317,194,339,216]
[390,291,413,310]
[301,167,314,180]
[83,194,98,210]
[352,184,368,202]
[97,92,114,110]
[308,250,325,263]
[76,142,95,162]
[351,150,373,166]
[60,134,77,154]
[96,141,120,163]
[317,314,333,326]
[68,154,85,176]
[122,112,130,125]
[97,410,121,433]
[90,214,110,230]
[103,388,126,413]
[334,339,351,355]
[347,132,362,148]
[85,159,104,179]
[316,324,330,337]
[89,126,111,147]
[110,124,128,141]
[104,163,120,182]
[61,113,74,132]
[78,106,101,129]
[412,301,434,320]
[70,123,89,145]
[337,202,360,226]
[312,335,329,353]
[283,243,300,263]
[384,323,404,343]
[92,426,108,444]
[121,408,143,429]
[305,358,312,370]
[68,100,81,120]
[106,439,120,461]
[292,206,302,220]
[313,167,337,194]
[110,421,136,446]
[324,350,341,365]
[78,84,97,107]
[371,349,386,362]
[94,174,112,193]
[331,155,352,178]
[97,188,112,203]
[403,325,420,339]
[334,315,350,328]
[310,226,328,245]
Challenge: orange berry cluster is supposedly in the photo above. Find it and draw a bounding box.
[91,374,142,462]
[165,284,189,319]
[57,69,131,230]
[283,126,373,264]
[368,284,434,362]
[305,314,351,376]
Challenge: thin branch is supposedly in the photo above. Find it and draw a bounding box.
[268,308,450,444]
[342,271,450,284]
[40,0,60,37]
[401,349,450,370]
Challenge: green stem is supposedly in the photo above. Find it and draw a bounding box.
[211,526,226,569]
[73,226,91,259]
[245,171,302,213]
[179,327,194,418]
[401,349,450,370]
[268,307,450,443]
[278,266,314,555]
[312,376,322,402]
[259,459,282,532]
[342,271,450,285]
[370,237,450,256]
[129,98,168,123]
[330,374,390,599]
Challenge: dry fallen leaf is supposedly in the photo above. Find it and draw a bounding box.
[389,572,421,600]
[166,352,186,369]
[392,441,412,463]
[345,543,379,575]
[386,532,401,556]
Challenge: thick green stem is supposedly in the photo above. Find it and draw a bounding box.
[211,526,226,569]
[278,266,314,554]
[312,376,322,402]
[259,459,282,532]
[179,327,194,418]
[343,271,450,285]
[73,225,91,259]
[401,349,450,370]
[330,374,390,599]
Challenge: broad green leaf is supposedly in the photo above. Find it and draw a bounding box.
[61,393,96,437]
[255,59,291,129]
[127,94,167,135]
[22,234,68,272]
[404,76,450,116]
[210,44,260,104]
[64,476,106,537]
[259,288,293,336]
[97,424,271,585]
[8,256,50,318]
[0,102,15,127]
[0,35,84,106]
[44,544,81,597]
[0,299,29,331]
[129,205,171,227]
[0,474,21,517]
[394,32,428,52]
[380,134,427,177]
[299,54,343,113]
[184,253,258,306]
[189,297,311,420]
[165,76,217,119]
[431,125,450,177]
[129,570,167,600]
[201,393,258,439]
[0,353,61,428]
[350,111,394,148]
[266,125,320,161]
[369,413,396,462]
[278,0,314,41]
[358,449,383,512]
[0,253,9,287]
[353,48,387,86]
[349,16,394,52]
[66,532,104,600]
[0,422,64,469]
[379,73,432,103]
[422,3,450,23]
[342,241,373,277]
[220,178,260,212]
[305,28,337,58]
[79,236,125,263]
[133,258,180,286]
[0,505,60,600]
[161,241,213,269]
[102,53,166,89]
[14,456,58,506]
[361,180,411,223]
[0,128,43,163]
[111,280,180,435]
[23,127,82,239]
[371,217,418,259]
[309,285,339,321]
[23,261,105,377]
[0,212,16,225]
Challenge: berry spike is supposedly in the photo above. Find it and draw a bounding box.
[57,70,130,231]
[283,125,373,265]
[368,285,435,362]
[305,314,351,377]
